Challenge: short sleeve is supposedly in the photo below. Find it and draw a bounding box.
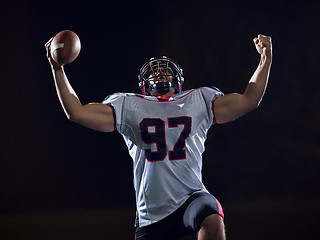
[198,86,224,124]
[102,93,126,131]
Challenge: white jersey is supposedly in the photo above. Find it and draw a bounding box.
[103,87,223,227]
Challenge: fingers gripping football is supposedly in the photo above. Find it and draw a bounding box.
[45,37,64,69]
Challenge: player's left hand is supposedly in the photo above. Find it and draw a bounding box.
[253,34,272,58]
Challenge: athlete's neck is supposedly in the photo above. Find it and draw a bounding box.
[150,88,175,98]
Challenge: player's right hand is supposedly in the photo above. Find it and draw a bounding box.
[45,37,64,70]
[253,34,272,58]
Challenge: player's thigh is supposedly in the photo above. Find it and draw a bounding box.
[198,214,225,240]
[135,211,182,240]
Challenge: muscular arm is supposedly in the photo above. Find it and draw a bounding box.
[46,39,115,132]
[214,34,272,124]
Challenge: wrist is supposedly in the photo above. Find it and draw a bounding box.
[51,64,64,72]
[260,54,272,66]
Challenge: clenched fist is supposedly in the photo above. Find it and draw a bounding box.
[253,34,272,58]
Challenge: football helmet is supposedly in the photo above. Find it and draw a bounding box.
[138,56,184,95]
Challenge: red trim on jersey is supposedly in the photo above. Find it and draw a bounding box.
[134,89,196,103]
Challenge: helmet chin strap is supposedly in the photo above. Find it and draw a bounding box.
[150,82,172,94]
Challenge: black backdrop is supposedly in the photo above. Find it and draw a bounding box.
[1,1,319,239]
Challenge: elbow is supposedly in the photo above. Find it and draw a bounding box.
[252,100,261,109]
[66,111,81,123]
[246,91,265,109]
[63,105,84,123]
[243,88,266,112]
[67,114,75,122]
[254,97,264,109]
[245,99,261,113]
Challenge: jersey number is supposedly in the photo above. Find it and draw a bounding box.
[139,116,191,162]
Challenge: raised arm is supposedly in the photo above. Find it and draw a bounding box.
[45,38,115,132]
[214,34,272,124]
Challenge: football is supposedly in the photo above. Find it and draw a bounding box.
[50,30,81,65]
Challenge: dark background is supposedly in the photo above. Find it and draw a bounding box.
[1,0,319,239]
